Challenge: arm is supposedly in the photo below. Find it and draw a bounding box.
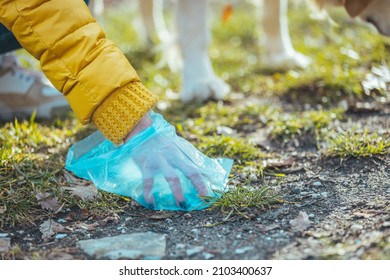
[0,0,157,144]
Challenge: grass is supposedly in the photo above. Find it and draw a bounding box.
[0,116,128,228]
[325,128,390,158]
[1,0,390,228]
[204,182,282,221]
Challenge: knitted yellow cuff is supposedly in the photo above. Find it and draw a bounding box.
[92,81,158,145]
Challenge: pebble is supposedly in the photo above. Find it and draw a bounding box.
[78,232,166,260]
[57,219,66,223]
[0,238,11,253]
[202,252,215,260]
[186,246,204,256]
[321,192,328,198]
[311,193,321,198]
[55,233,67,239]
[382,222,390,228]
[350,224,363,232]
[234,246,254,254]
[183,213,192,219]
[308,213,315,218]
[313,181,322,187]
[0,233,9,238]
[175,243,186,250]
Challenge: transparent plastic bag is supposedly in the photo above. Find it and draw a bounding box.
[65,111,233,211]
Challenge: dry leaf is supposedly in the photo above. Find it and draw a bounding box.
[289,211,312,232]
[263,157,294,169]
[256,223,280,233]
[100,214,120,226]
[36,192,61,211]
[0,206,6,214]
[62,184,100,202]
[71,221,99,231]
[222,4,234,22]
[0,238,11,252]
[353,210,378,218]
[39,219,65,241]
[148,211,175,220]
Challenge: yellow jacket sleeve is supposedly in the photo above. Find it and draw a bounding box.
[0,0,158,144]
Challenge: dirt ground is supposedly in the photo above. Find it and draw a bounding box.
[1,0,390,261]
[2,107,389,260]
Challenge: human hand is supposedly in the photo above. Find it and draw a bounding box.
[65,111,233,211]
[130,129,210,209]
[123,113,153,142]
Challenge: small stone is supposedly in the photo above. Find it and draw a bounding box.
[311,193,320,198]
[183,213,192,219]
[313,181,322,187]
[175,243,186,250]
[186,246,204,256]
[78,232,166,260]
[0,233,9,238]
[382,222,390,228]
[350,224,363,232]
[57,219,66,223]
[234,246,254,254]
[300,191,309,196]
[202,252,215,260]
[321,192,328,198]
[0,238,11,252]
[217,126,235,135]
[55,233,67,239]
[308,213,315,218]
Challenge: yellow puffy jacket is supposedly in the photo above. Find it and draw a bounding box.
[0,0,158,144]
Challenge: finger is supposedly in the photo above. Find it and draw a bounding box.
[135,156,156,208]
[159,159,186,208]
[173,161,210,197]
[188,173,209,196]
[143,177,155,208]
[166,177,187,209]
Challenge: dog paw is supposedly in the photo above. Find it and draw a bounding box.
[181,76,230,103]
[262,51,311,70]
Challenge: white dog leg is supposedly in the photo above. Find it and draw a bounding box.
[177,0,230,103]
[89,0,105,19]
[138,0,171,43]
[262,0,311,69]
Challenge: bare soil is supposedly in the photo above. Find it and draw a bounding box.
[2,108,389,260]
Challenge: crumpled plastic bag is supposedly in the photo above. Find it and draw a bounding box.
[65,111,233,211]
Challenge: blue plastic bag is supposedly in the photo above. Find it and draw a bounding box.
[65,111,233,211]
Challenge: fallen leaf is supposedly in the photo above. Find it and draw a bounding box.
[0,238,11,252]
[148,211,175,220]
[289,211,312,232]
[100,214,120,226]
[70,221,99,231]
[0,206,6,214]
[263,157,294,169]
[353,211,376,219]
[222,4,233,22]
[62,184,100,202]
[256,223,280,233]
[39,219,65,241]
[47,251,74,260]
[36,192,61,212]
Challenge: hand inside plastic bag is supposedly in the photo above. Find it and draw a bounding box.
[66,111,233,211]
[125,115,210,208]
